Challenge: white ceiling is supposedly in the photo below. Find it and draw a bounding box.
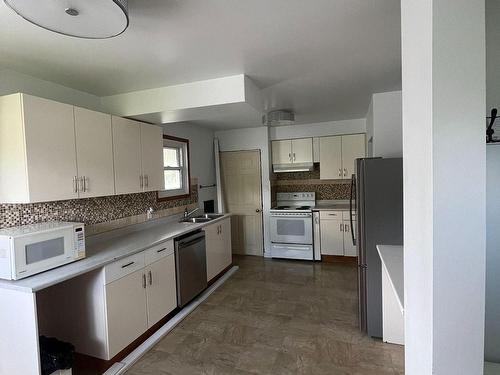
[0,0,402,124]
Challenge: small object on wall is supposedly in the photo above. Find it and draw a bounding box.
[487,108,500,144]
[204,200,215,213]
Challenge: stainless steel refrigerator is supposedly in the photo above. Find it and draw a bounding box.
[349,157,403,338]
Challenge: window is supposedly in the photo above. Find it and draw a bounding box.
[157,135,190,200]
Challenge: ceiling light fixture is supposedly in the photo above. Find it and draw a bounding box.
[263,110,296,126]
[3,0,129,39]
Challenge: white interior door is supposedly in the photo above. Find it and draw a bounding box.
[319,136,343,180]
[112,116,142,195]
[140,124,164,192]
[341,134,366,178]
[291,138,313,163]
[22,94,78,202]
[220,151,263,256]
[272,140,292,164]
[74,107,115,198]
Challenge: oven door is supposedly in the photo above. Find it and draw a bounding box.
[270,213,313,244]
[12,227,75,279]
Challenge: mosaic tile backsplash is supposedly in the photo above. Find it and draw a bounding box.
[272,164,351,200]
[0,184,198,230]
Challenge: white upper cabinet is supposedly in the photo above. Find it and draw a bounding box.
[112,116,143,195]
[0,93,78,203]
[0,93,165,203]
[319,136,343,179]
[272,138,313,165]
[140,124,164,192]
[272,140,292,164]
[319,134,366,180]
[341,134,366,178]
[74,107,115,198]
[291,138,313,163]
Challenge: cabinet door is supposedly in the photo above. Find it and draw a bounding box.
[319,136,342,180]
[22,94,78,202]
[145,254,177,328]
[141,124,164,192]
[112,116,142,195]
[74,107,115,198]
[291,138,313,163]
[341,134,366,179]
[105,269,147,359]
[272,140,292,164]
[204,222,221,282]
[320,219,344,256]
[220,218,233,269]
[343,220,357,256]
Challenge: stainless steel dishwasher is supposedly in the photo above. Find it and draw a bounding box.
[174,230,207,307]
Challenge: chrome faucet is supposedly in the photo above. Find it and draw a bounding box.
[183,207,199,219]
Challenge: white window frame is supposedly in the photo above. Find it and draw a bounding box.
[158,136,190,199]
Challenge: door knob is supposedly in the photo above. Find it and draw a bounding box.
[256,209,261,213]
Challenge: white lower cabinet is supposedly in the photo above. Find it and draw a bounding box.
[204,218,232,282]
[36,240,177,361]
[319,211,344,256]
[105,267,148,358]
[319,210,357,257]
[145,254,177,328]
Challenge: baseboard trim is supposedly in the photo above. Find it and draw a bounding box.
[321,255,357,264]
[103,265,239,375]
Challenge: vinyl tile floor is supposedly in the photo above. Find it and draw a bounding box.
[126,256,404,375]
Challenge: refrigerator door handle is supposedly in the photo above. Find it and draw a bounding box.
[350,173,357,246]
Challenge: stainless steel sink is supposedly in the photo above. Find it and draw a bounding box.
[180,217,213,223]
[196,214,224,219]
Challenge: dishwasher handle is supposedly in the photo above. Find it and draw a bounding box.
[176,231,205,248]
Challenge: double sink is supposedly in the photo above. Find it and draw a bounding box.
[179,213,224,224]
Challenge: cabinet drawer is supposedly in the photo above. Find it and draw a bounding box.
[145,239,174,265]
[320,211,343,220]
[342,211,356,220]
[104,252,146,285]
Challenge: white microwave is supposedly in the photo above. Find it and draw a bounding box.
[0,222,85,280]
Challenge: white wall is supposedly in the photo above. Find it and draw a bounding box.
[487,0,500,112]
[366,91,402,158]
[214,126,272,257]
[161,122,217,210]
[0,68,102,111]
[402,1,486,374]
[269,118,366,140]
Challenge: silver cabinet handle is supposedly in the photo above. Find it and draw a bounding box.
[345,224,350,232]
[338,168,342,177]
[121,261,135,268]
[343,168,347,177]
[293,153,296,162]
[314,217,319,224]
[219,225,222,235]
[79,177,85,193]
[288,153,292,162]
[73,176,78,193]
[340,223,344,232]
[148,270,152,285]
[140,175,143,188]
[157,247,167,253]
[145,175,149,188]
[142,273,147,289]
[83,176,87,192]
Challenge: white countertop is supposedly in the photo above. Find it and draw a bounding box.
[313,200,353,211]
[377,245,404,313]
[0,214,232,294]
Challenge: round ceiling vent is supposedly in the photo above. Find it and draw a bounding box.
[4,0,129,39]
[263,110,295,126]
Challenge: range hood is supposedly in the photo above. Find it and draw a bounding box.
[273,162,314,173]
